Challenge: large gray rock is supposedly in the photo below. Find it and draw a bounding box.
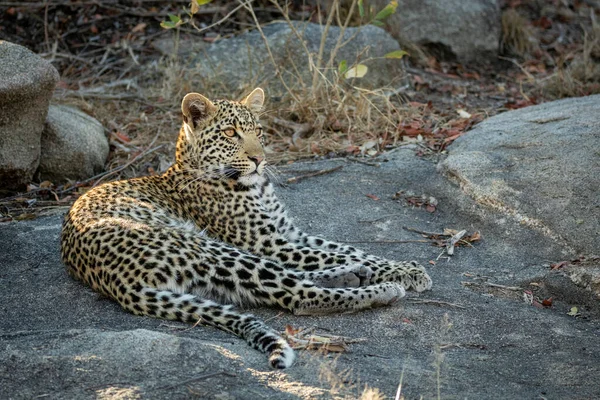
[439,95,600,257]
[37,105,109,183]
[372,0,500,62]
[1,148,599,398]
[0,41,59,190]
[191,21,405,95]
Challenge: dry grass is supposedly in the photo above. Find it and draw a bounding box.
[500,8,539,57]
[143,0,413,165]
[538,19,600,99]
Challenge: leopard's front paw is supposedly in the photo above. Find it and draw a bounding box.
[304,264,373,288]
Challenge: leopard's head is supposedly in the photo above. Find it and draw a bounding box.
[176,88,266,186]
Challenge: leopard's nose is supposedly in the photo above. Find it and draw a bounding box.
[248,155,264,167]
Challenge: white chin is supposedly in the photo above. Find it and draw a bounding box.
[238,173,263,186]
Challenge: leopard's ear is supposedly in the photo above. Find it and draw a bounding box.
[240,88,264,113]
[182,93,216,129]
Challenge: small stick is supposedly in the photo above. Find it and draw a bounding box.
[347,157,381,167]
[286,165,343,184]
[403,226,446,237]
[484,282,523,291]
[363,353,392,359]
[264,312,285,322]
[446,230,467,256]
[407,299,466,309]
[358,214,403,223]
[462,281,522,291]
[344,239,430,244]
[439,343,486,350]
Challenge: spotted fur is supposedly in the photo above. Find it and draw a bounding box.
[61,88,432,369]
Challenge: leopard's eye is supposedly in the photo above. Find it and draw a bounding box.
[255,127,263,137]
[223,128,236,137]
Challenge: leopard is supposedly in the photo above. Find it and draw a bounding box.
[60,88,432,369]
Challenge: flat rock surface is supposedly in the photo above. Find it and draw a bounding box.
[439,95,600,257]
[2,145,599,399]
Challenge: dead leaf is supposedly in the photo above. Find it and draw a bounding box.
[532,300,544,309]
[541,297,553,307]
[550,261,569,270]
[366,194,380,201]
[457,109,472,119]
[285,324,301,336]
[532,16,552,29]
[112,131,131,143]
[132,23,147,33]
[467,231,482,242]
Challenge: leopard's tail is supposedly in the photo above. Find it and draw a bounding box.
[125,287,295,369]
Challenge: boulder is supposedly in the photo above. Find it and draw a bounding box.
[2,149,600,398]
[371,0,500,62]
[0,41,59,191]
[439,95,600,258]
[191,21,405,95]
[37,105,109,183]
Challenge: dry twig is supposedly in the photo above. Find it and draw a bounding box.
[407,299,466,309]
[462,281,522,291]
[286,165,343,184]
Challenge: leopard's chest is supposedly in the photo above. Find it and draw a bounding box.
[187,184,270,244]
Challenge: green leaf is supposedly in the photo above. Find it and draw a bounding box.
[160,20,176,29]
[567,306,579,316]
[344,64,368,79]
[192,0,212,14]
[168,14,181,24]
[371,20,385,27]
[358,0,365,18]
[374,0,397,22]
[338,60,348,75]
[384,50,409,59]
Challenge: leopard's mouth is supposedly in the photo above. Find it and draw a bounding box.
[222,166,261,180]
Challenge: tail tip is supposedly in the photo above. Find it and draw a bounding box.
[269,345,296,369]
